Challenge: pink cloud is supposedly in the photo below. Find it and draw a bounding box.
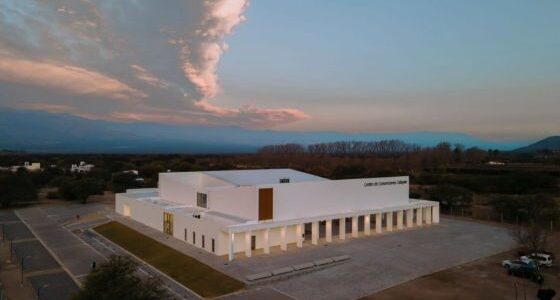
[195,100,310,127]
[0,56,147,101]
[129,64,170,89]
[180,0,249,100]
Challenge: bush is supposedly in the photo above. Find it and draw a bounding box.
[427,184,473,209]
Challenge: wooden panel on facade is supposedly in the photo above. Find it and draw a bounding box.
[258,188,273,221]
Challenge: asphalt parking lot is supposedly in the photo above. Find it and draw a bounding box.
[16,206,107,282]
[219,217,516,300]
[28,272,80,300]
[0,209,79,300]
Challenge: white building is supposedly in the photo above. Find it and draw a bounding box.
[71,161,94,173]
[115,169,439,261]
[3,162,41,172]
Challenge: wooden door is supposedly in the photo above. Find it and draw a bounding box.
[258,188,273,221]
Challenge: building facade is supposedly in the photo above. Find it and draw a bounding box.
[115,169,439,260]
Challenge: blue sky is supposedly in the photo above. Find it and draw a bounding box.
[0,0,559,139]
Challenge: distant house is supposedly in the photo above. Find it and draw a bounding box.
[2,162,42,172]
[123,169,144,182]
[122,170,139,176]
[486,161,506,166]
[71,161,95,173]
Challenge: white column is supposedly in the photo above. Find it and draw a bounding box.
[397,210,403,230]
[364,215,371,235]
[311,222,319,245]
[280,226,287,251]
[375,213,382,233]
[416,208,422,226]
[263,229,270,254]
[296,224,303,248]
[432,206,440,224]
[425,207,432,224]
[352,216,358,238]
[406,209,414,228]
[326,220,332,242]
[228,232,235,261]
[339,218,346,240]
[386,212,393,231]
[245,231,252,258]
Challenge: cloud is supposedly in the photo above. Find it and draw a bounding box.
[179,0,249,99]
[129,64,170,89]
[195,100,310,127]
[0,0,308,128]
[0,56,147,101]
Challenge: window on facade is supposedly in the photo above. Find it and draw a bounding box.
[192,231,196,245]
[163,212,173,235]
[279,177,290,183]
[184,228,187,241]
[197,193,208,208]
[211,238,215,253]
[202,235,205,248]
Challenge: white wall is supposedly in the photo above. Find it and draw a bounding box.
[208,186,258,221]
[116,194,164,231]
[158,173,200,206]
[269,176,409,221]
[116,193,229,255]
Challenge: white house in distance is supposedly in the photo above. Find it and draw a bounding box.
[115,169,440,261]
[71,161,94,173]
[0,162,41,172]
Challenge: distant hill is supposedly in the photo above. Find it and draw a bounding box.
[513,136,560,153]
[0,109,530,153]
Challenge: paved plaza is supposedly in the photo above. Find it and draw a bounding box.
[2,204,517,300]
[112,210,516,300]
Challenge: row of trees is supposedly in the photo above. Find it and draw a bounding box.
[259,140,421,156]
[258,141,496,166]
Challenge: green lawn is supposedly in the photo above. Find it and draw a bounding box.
[94,221,244,298]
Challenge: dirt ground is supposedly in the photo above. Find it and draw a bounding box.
[364,231,560,300]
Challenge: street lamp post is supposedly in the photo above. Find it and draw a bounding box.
[9,239,12,262]
[36,284,49,300]
[20,255,31,285]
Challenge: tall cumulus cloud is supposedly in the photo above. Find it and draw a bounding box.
[0,0,309,127]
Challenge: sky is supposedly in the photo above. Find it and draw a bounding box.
[0,0,559,140]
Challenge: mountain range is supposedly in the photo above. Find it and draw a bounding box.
[0,109,535,153]
[513,136,560,153]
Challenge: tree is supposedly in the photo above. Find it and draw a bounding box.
[0,170,38,207]
[514,222,548,254]
[73,255,169,300]
[427,184,473,213]
[111,173,143,193]
[60,177,104,203]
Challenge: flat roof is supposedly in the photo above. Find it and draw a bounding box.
[202,169,327,186]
